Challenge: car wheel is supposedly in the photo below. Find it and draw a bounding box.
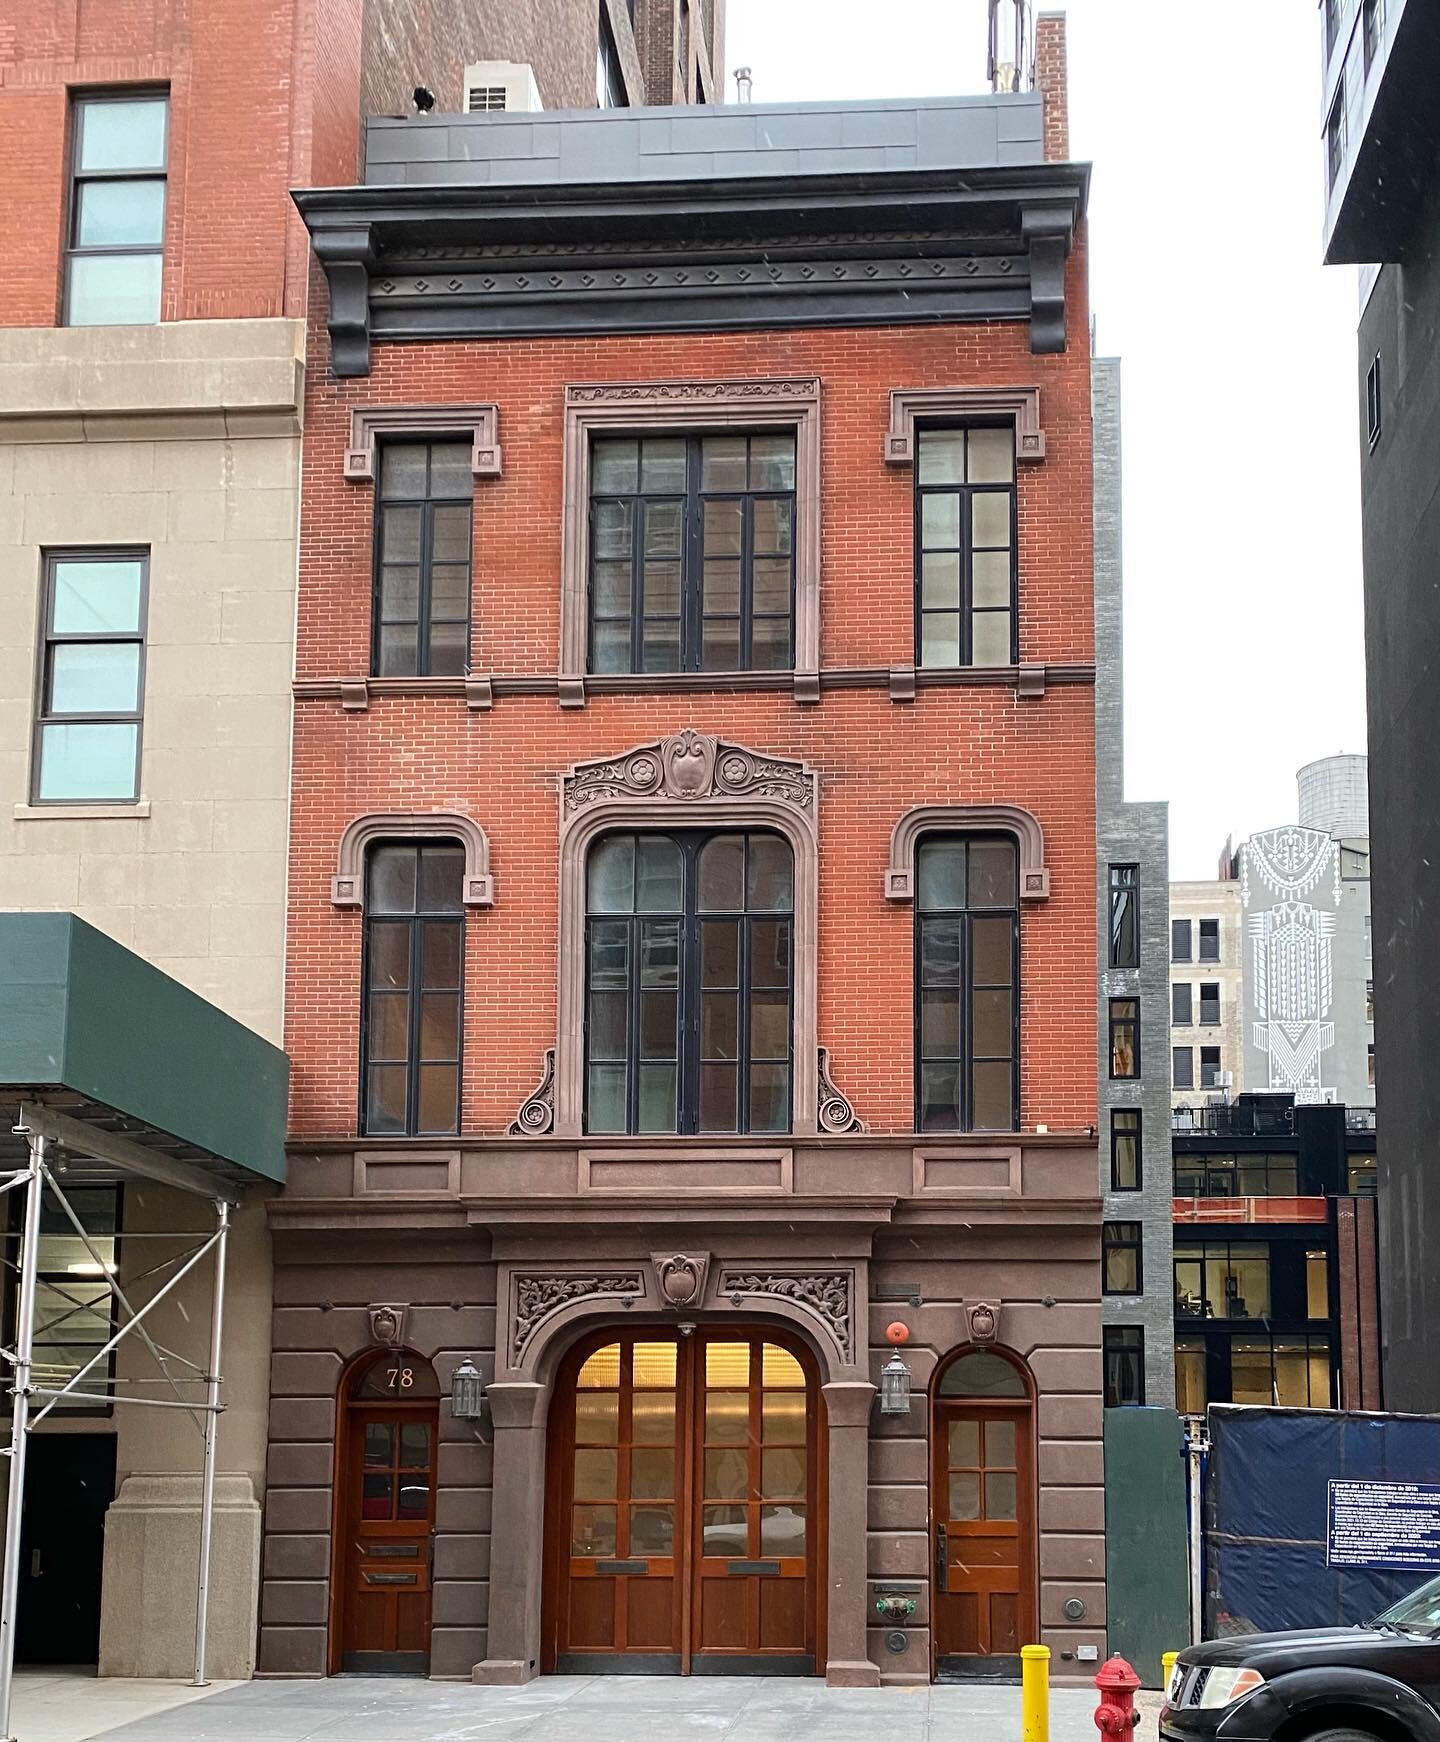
[1302,1730,1384,1741]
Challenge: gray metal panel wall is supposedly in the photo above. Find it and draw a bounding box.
[1093,356,1174,1406]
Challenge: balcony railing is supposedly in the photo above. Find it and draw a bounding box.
[1171,1104,1377,1136]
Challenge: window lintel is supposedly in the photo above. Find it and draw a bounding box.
[885,803,1049,902]
[344,404,502,482]
[332,810,495,908]
[884,386,1045,466]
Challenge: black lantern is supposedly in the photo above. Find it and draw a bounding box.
[449,1356,485,1420]
[878,1351,912,1416]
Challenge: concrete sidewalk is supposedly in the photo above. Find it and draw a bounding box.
[74,1674,1167,1742]
[9,1670,244,1742]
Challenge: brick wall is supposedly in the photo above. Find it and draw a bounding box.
[0,0,362,326]
[1035,10,1070,163]
[360,0,597,118]
[287,270,1098,1144]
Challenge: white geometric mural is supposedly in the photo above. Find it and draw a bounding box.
[1243,825,1339,1103]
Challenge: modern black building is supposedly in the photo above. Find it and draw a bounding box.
[1321,0,1440,1411]
[1171,1096,1379,1413]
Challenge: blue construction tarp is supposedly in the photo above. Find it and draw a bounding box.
[1206,1405,1440,1636]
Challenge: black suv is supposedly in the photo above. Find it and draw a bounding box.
[1160,1574,1440,1740]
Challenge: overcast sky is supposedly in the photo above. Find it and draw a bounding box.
[723,1,1368,878]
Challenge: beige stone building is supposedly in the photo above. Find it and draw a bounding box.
[1168,878,1245,1111]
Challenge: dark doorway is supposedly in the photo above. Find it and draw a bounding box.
[16,1434,117,1664]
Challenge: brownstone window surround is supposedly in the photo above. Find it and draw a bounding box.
[560,379,822,702]
[884,803,1050,903]
[331,811,495,908]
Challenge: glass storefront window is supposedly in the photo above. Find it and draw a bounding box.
[1175,1339,1207,1413]
[1306,1250,1331,1319]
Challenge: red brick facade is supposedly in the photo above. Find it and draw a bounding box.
[286,268,1098,1143]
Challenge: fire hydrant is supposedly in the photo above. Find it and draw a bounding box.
[1093,1655,1141,1735]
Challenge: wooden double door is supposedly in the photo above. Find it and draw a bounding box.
[544,1328,820,1675]
[933,1397,1035,1679]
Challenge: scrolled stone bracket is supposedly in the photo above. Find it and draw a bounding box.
[508,1049,556,1136]
[817,1047,864,1134]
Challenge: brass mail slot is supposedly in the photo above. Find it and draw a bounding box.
[726,1560,780,1576]
[363,1571,419,1586]
[595,1559,648,1575]
[366,1543,420,1559]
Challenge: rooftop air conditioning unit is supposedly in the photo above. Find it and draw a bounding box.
[463,61,543,114]
[1218,1072,1233,1089]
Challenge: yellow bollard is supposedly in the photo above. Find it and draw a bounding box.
[1021,1642,1050,1742]
[1162,1651,1180,1696]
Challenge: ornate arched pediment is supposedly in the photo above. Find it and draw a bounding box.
[563,730,815,818]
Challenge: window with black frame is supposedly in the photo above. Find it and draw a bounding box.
[913,425,1016,667]
[65,92,168,327]
[372,441,473,677]
[362,842,465,1136]
[1102,1221,1143,1295]
[587,433,796,675]
[914,835,1019,1132]
[1108,997,1139,1079]
[1111,1109,1142,1191]
[1103,1327,1145,1407]
[585,830,793,1135]
[1108,863,1138,968]
[5,1185,120,1413]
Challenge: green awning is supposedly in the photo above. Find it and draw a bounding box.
[0,913,287,1186]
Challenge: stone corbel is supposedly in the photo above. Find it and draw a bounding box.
[313,225,376,379]
[508,1049,556,1136]
[368,1303,408,1347]
[818,1047,864,1134]
[1022,205,1075,355]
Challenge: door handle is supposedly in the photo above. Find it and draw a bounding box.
[29,1549,40,1579]
[934,1526,946,1591]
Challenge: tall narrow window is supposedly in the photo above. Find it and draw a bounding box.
[915,835,1019,1132]
[1171,919,1193,962]
[596,11,627,107]
[1108,997,1139,1079]
[1171,983,1192,1026]
[1198,919,1220,962]
[373,442,473,676]
[1102,1222,1142,1295]
[1110,1109,1142,1191]
[1200,1046,1222,1090]
[585,831,793,1135]
[1199,982,1220,1025]
[914,425,1016,667]
[1108,864,1139,968]
[588,433,796,675]
[1172,1046,1193,1091]
[1103,1328,1145,1408]
[33,550,148,803]
[66,93,168,326]
[362,843,464,1136]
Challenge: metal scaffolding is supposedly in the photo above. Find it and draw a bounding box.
[0,1104,237,1742]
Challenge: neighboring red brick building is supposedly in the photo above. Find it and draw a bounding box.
[269,31,1103,1689]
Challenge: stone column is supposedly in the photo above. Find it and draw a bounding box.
[471,1380,547,1684]
[822,1379,880,1686]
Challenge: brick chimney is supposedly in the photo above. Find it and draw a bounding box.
[1035,11,1070,162]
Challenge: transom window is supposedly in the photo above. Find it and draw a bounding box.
[362,843,465,1136]
[585,831,794,1135]
[587,433,796,675]
[915,835,1019,1132]
[914,425,1016,668]
[373,441,473,677]
[65,93,168,327]
[34,550,148,803]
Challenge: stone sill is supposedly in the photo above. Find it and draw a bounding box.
[14,800,151,821]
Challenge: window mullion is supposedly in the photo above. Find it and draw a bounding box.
[681,843,700,1134]
[684,441,702,673]
[406,916,423,1135]
[629,496,644,675]
[739,495,754,669]
[737,906,752,1136]
[418,486,436,677]
[628,913,642,1136]
[960,487,973,669]
[961,908,973,1131]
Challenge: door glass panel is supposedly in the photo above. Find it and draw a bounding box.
[705,1391,748,1445]
[761,1504,806,1556]
[704,1447,749,1501]
[363,1422,394,1467]
[706,1342,749,1386]
[575,1392,619,1444]
[397,1478,429,1520]
[362,1474,392,1520]
[762,1392,805,1443]
[948,1471,980,1520]
[630,1506,674,1554]
[761,1344,805,1387]
[948,1418,980,1464]
[985,1472,1018,1520]
[572,1505,616,1556]
[761,1447,806,1498]
[985,1419,1016,1465]
[630,1448,674,1499]
[579,1345,622,1387]
[398,1422,431,1467]
[632,1391,676,1444]
[632,1342,678,1387]
[702,1505,748,1556]
[573,1448,618,1498]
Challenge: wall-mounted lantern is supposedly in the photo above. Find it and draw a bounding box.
[878,1321,913,1416]
[449,1356,485,1420]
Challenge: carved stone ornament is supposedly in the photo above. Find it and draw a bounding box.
[508,1049,556,1136]
[567,378,821,406]
[510,1272,645,1365]
[817,1047,864,1134]
[719,1270,853,1362]
[967,1301,1000,1346]
[368,1304,408,1347]
[564,730,814,816]
[652,1252,712,1310]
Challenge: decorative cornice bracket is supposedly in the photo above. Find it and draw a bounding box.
[313,225,376,379]
[1021,204,1076,355]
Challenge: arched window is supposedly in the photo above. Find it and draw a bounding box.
[916,834,1019,1132]
[363,842,464,1136]
[937,1349,1028,1398]
[585,830,793,1135]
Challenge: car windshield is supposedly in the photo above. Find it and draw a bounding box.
[1373,1577,1440,1630]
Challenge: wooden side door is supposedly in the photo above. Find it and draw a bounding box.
[933,1402,1033,1674]
[551,1337,685,1672]
[339,1401,438,1673]
[691,1334,814,1674]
